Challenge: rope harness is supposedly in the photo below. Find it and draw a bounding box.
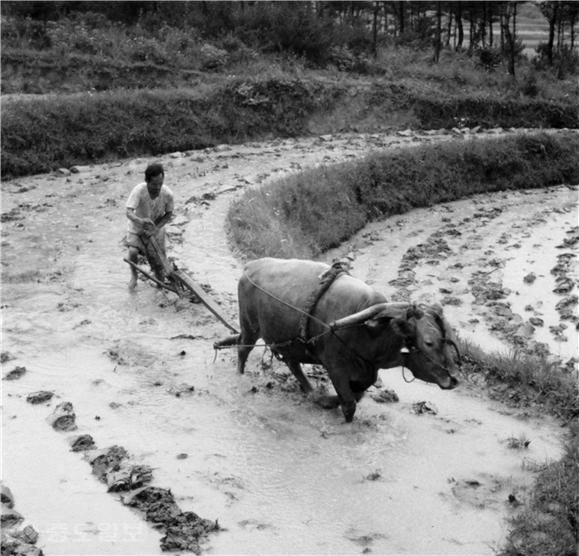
[240,261,351,360]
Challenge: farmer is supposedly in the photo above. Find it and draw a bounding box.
[126,162,174,290]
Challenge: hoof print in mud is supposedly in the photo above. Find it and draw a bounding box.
[47,402,77,431]
[26,391,54,404]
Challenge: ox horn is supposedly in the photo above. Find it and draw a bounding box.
[330,303,409,330]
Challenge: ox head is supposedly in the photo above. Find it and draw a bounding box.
[331,303,459,390]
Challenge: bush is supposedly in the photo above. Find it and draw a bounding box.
[477,47,502,71]
[535,43,579,77]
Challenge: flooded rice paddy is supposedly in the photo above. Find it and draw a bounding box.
[2,131,576,555]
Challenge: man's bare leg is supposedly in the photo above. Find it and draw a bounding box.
[128,246,139,290]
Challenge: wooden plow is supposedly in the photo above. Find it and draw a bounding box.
[124,235,239,334]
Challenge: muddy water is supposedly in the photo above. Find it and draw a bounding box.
[1,131,575,555]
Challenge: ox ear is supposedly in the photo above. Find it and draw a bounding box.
[390,305,423,338]
[364,305,411,335]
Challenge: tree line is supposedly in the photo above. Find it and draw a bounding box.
[2,1,577,76]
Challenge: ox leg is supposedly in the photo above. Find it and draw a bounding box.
[285,360,314,394]
[327,372,358,422]
[237,329,258,375]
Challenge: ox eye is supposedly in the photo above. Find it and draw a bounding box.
[424,339,434,347]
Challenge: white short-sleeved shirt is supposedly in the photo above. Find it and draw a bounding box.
[126,182,174,234]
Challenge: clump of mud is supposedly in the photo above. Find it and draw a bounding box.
[370,389,399,404]
[122,486,220,554]
[86,445,219,553]
[3,366,27,381]
[69,434,96,452]
[552,227,578,325]
[46,401,77,431]
[1,482,43,556]
[26,391,54,405]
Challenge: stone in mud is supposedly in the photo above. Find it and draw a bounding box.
[47,402,77,431]
[3,366,27,381]
[1,484,15,508]
[370,389,399,404]
[106,464,153,492]
[160,511,220,553]
[69,434,96,452]
[26,391,54,404]
[523,273,537,284]
[412,401,438,415]
[89,446,129,482]
[11,524,39,545]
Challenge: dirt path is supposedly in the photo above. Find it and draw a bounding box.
[1,130,576,555]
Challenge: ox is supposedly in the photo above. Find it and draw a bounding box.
[217,257,459,422]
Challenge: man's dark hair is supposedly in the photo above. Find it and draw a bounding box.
[145,162,164,182]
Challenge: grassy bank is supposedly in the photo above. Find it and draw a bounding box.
[460,344,578,556]
[0,76,341,178]
[2,71,578,180]
[227,131,579,259]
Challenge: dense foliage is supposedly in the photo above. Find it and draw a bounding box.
[2,1,578,75]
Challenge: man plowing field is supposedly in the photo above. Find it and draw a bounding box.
[125,162,174,290]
